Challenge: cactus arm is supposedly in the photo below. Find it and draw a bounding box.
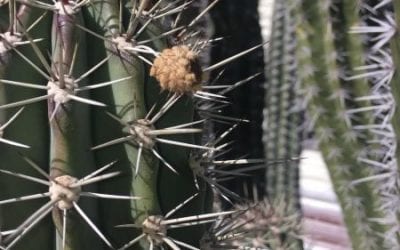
[262,1,303,248]
[330,1,373,134]
[297,1,388,249]
[84,1,162,248]
[48,4,102,249]
[264,0,302,211]
[0,3,53,249]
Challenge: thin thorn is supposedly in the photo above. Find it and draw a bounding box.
[68,95,106,107]
[91,135,135,150]
[75,55,112,83]
[135,144,143,177]
[0,107,25,130]
[0,137,30,148]
[204,43,266,72]
[81,192,141,200]
[73,202,114,249]
[151,148,178,174]
[20,154,50,179]
[0,79,48,90]
[165,193,199,219]
[0,192,50,205]
[72,172,121,188]
[76,76,132,91]
[155,138,215,151]
[118,234,145,250]
[0,95,51,109]
[62,209,67,250]
[0,169,50,186]
[81,161,118,181]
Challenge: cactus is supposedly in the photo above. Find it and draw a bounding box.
[262,0,303,248]
[0,1,268,250]
[261,0,400,249]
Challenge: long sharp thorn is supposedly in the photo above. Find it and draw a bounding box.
[0,137,29,148]
[73,202,114,249]
[75,23,112,43]
[163,210,236,225]
[72,172,121,188]
[0,192,50,205]
[27,10,48,32]
[135,144,143,177]
[16,0,55,10]
[145,102,157,120]
[193,93,230,104]
[68,94,106,107]
[188,0,219,29]
[0,169,50,185]
[81,192,141,200]
[62,209,67,250]
[219,73,262,95]
[155,138,216,151]
[76,76,132,91]
[136,55,153,66]
[195,91,227,99]
[91,135,136,150]
[151,148,178,174]
[149,239,154,250]
[162,237,180,250]
[213,159,265,165]
[150,93,181,124]
[126,0,150,39]
[49,102,61,122]
[163,120,205,130]
[0,79,48,90]
[69,42,80,76]
[4,200,55,244]
[5,205,52,249]
[170,239,199,250]
[14,21,53,79]
[19,154,50,179]
[211,169,249,177]
[168,219,216,229]
[75,55,112,83]
[204,176,241,200]
[204,43,267,72]
[82,161,118,181]
[165,193,199,219]
[0,95,51,109]
[118,234,145,250]
[148,128,202,136]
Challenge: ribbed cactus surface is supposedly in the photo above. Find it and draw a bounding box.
[0,1,267,249]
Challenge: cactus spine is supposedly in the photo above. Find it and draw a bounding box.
[0,0,273,249]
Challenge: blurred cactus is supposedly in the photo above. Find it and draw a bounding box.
[280,0,400,249]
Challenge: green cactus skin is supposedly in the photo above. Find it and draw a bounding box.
[390,1,400,164]
[84,1,162,248]
[0,3,53,249]
[263,0,302,213]
[48,3,103,249]
[0,1,269,250]
[0,0,228,249]
[262,0,303,248]
[295,0,392,249]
